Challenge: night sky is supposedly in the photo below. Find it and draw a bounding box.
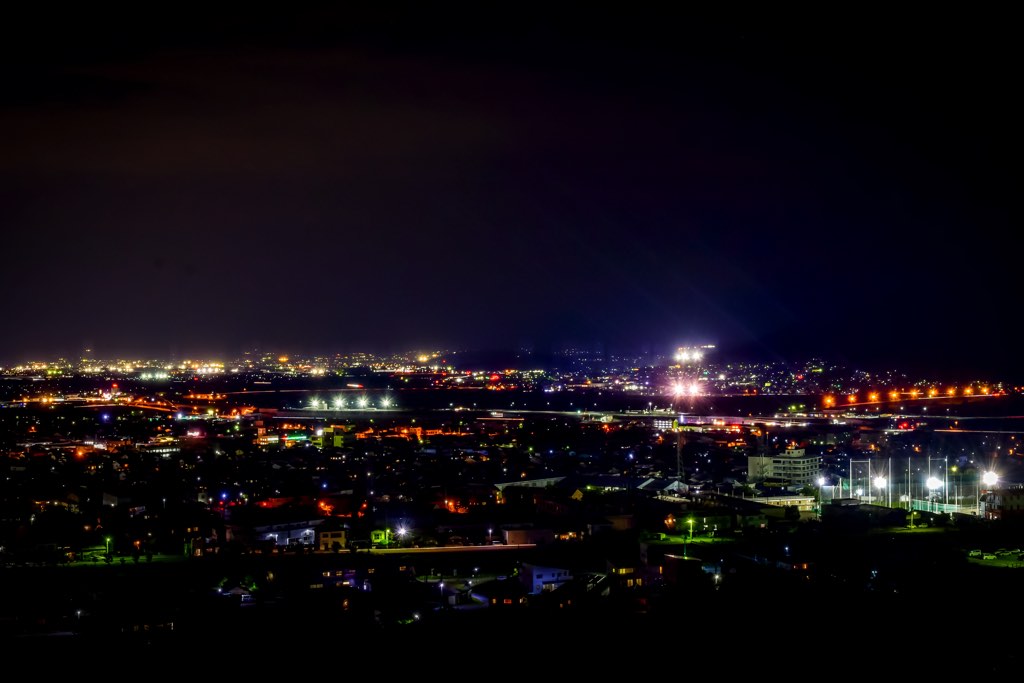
[1,8,1018,380]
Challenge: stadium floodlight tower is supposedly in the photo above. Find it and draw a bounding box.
[926,476,943,512]
[873,475,888,507]
[979,470,998,515]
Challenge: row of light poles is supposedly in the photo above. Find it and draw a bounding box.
[307,395,396,410]
[835,460,999,516]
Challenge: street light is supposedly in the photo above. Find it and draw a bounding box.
[104,536,112,556]
[873,476,887,507]
[680,517,695,558]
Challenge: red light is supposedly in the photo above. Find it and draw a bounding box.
[490,374,500,382]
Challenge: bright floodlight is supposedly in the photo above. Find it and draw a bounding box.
[926,476,942,491]
[357,395,370,408]
[817,477,826,486]
[674,349,703,364]
[982,471,998,487]
[380,396,394,409]
[671,383,686,397]
[333,396,345,409]
[873,476,886,489]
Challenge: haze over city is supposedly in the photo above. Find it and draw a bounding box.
[2,8,1018,380]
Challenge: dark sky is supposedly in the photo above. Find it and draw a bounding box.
[1,8,1019,380]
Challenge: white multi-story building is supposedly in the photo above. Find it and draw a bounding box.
[747,446,821,490]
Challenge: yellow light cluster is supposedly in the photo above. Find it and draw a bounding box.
[823,385,996,406]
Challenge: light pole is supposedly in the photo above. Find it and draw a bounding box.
[926,476,942,513]
[874,475,887,508]
[980,470,998,516]
[944,456,948,505]
[817,476,826,518]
